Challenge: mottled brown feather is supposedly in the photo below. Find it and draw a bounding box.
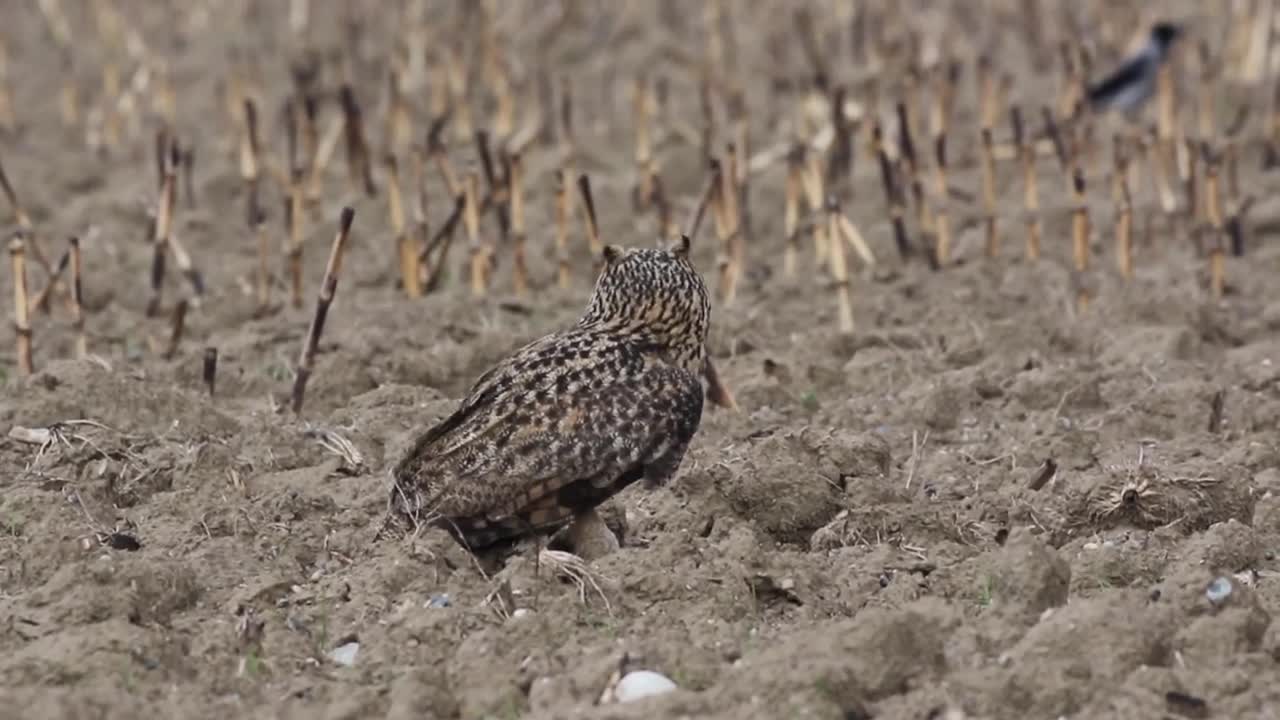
[389,238,710,551]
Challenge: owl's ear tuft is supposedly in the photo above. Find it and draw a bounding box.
[602,244,624,266]
[670,234,691,258]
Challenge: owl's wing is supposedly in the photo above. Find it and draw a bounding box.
[393,331,563,461]
[395,351,704,542]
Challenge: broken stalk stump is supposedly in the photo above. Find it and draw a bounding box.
[69,235,85,359]
[1148,127,1179,217]
[164,298,188,360]
[577,173,603,261]
[0,155,52,274]
[713,144,743,305]
[182,143,196,209]
[286,168,305,309]
[508,152,528,297]
[1011,107,1040,261]
[0,153,32,230]
[147,167,176,317]
[632,75,655,214]
[825,196,854,334]
[802,145,826,262]
[291,207,355,415]
[686,159,722,247]
[980,127,999,257]
[203,347,218,397]
[932,131,952,266]
[427,114,461,197]
[703,354,738,411]
[873,123,914,263]
[1208,390,1225,433]
[1205,153,1225,300]
[1116,163,1134,282]
[474,130,510,236]
[727,140,746,302]
[254,210,270,312]
[1070,168,1091,311]
[554,170,571,289]
[309,109,345,203]
[421,193,466,294]
[783,145,802,277]
[340,84,376,197]
[29,247,70,314]
[464,171,490,296]
[896,100,927,235]
[386,154,420,298]
[9,235,32,376]
[240,98,261,227]
[650,171,677,241]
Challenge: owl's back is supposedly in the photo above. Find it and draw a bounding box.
[390,325,704,549]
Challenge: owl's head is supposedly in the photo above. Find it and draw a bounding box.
[578,235,711,369]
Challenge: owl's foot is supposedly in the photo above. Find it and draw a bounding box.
[564,508,620,561]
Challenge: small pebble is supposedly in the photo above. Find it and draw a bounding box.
[329,641,359,667]
[615,670,678,703]
[427,593,451,608]
[512,608,532,619]
[1205,577,1233,606]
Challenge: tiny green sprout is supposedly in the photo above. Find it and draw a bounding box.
[493,695,523,720]
[977,575,996,607]
[800,389,819,411]
[813,675,836,701]
[243,650,264,676]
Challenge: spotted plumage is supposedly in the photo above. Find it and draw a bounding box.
[388,235,710,552]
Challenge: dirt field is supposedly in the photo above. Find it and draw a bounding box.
[4,1,1280,718]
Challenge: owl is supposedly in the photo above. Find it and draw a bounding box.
[388,235,710,558]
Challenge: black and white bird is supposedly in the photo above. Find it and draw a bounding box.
[1085,22,1184,115]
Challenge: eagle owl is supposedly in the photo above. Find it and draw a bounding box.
[389,235,710,557]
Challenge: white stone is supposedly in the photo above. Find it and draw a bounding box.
[615,670,678,703]
[329,642,359,667]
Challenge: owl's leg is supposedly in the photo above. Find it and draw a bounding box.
[565,507,619,561]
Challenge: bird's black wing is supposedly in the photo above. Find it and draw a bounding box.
[1086,55,1150,109]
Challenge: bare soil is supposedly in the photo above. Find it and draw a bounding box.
[3,2,1280,719]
